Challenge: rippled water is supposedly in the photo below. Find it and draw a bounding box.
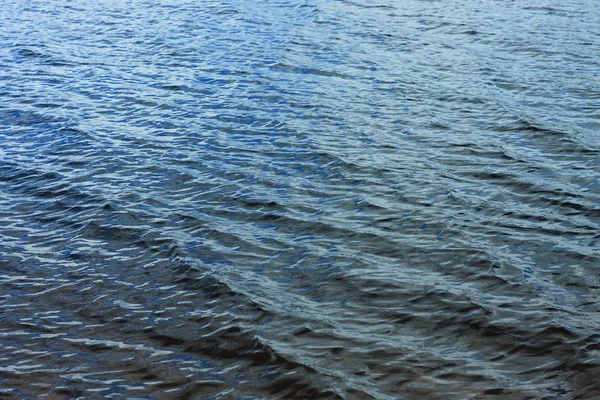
[1,0,599,398]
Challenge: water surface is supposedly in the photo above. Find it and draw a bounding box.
[1,0,599,398]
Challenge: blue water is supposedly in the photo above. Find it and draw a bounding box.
[1,0,599,398]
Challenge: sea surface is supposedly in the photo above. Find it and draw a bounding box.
[1,0,599,399]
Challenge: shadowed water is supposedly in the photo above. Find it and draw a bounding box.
[1,0,599,398]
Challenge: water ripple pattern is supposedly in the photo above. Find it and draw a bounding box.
[1,0,599,399]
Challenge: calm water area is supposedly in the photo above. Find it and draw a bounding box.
[1,0,599,398]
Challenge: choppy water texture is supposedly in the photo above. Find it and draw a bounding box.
[1,0,599,399]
